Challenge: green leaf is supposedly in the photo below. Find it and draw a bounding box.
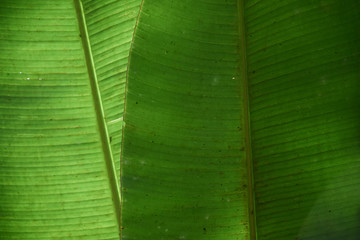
[0,0,140,238]
[245,1,360,239]
[1,0,360,240]
[121,0,251,239]
[121,0,360,239]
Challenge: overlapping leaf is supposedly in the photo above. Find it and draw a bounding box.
[1,0,359,240]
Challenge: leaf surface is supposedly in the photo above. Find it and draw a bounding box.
[244,1,360,239]
[1,0,360,240]
[0,0,140,238]
[121,0,251,239]
[121,0,360,239]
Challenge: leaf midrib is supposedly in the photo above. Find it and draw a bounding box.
[237,0,257,239]
[74,0,121,230]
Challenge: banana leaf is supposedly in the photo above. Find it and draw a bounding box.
[0,0,141,238]
[1,0,360,240]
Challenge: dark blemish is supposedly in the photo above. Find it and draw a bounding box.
[252,70,256,74]
[135,101,138,104]
[328,210,332,213]
[151,140,154,143]
[165,50,168,54]
[110,137,112,143]
[79,34,82,38]
[218,150,222,152]
[243,184,247,188]
[279,43,282,46]
[121,227,125,229]
[203,227,206,231]
[249,34,253,38]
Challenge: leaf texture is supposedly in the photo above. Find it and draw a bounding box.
[0,0,141,239]
[121,0,251,239]
[244,0,360,239]
[81,0,142,185]
[121,0,360,239]
[1,0,360,239]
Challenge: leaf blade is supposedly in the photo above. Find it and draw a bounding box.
[0,0,140,238]
[81,0,142,185]
[121,0,251,239]
[244,0,360,239]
